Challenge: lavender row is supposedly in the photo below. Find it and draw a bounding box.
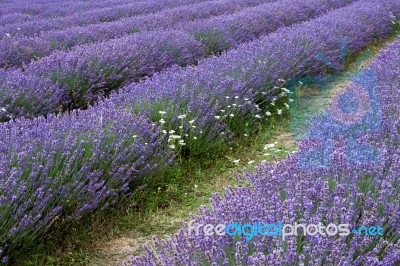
[0,0,141,26]
[179,0,357,54]
[0,109,174,264]
[0,0,358,121]
[0,0,134,19]
[0,14,36,27]
[0,0,213,39]
[0,30,205,122]
[128,30,400,266]
[0,0,274,67]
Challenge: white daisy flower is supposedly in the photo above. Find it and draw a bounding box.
[264,144,275,150]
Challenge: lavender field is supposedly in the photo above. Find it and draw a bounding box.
[0,0,399,265]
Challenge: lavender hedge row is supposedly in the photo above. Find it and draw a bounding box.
[0,0,212,39]
[0,0,136,22]
[0,14,35,27]
[179,0,356,54]
[127,31,400,266]
[0,0,274,67]
[0,0,140,21]
[0,109,174,264]
[0,0,358,121]
[0,30,204,121]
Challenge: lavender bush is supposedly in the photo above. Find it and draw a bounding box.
[0,69,60,122]
[0,108,173,263]
[127,32,400,266]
